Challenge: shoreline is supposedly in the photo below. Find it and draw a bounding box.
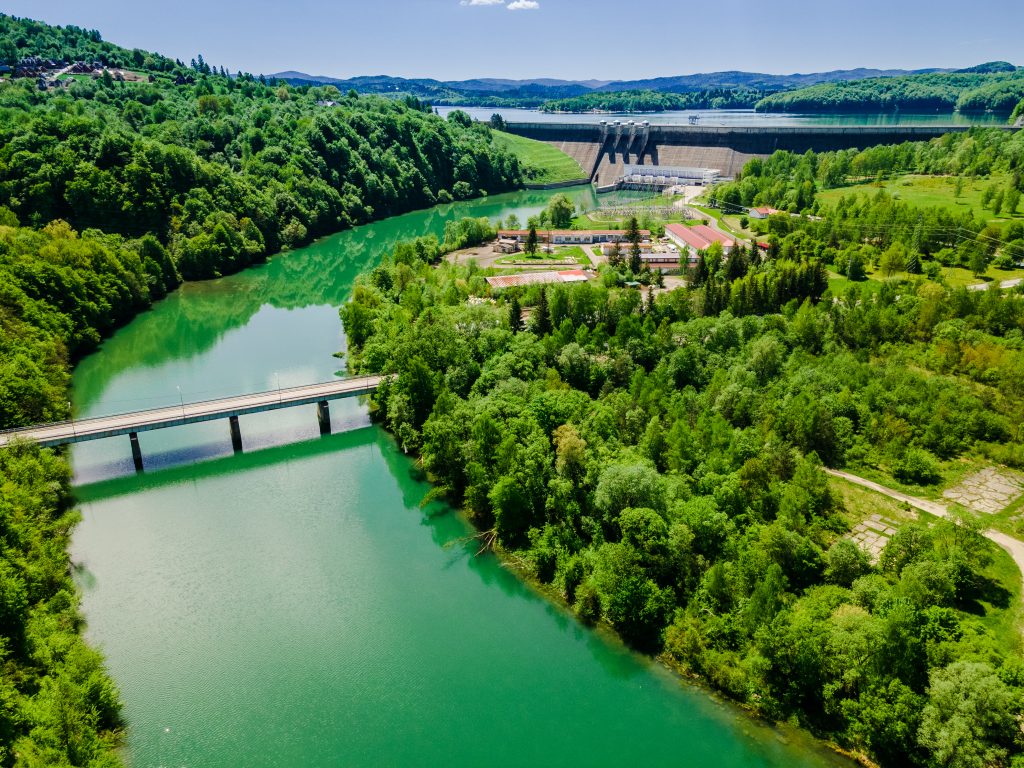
[366,411,866,767]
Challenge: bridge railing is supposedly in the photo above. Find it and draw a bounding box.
[0,375,384,436]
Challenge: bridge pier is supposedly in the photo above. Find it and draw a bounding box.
[229,415,243,453]
[317,401,331,436]
[129,432,143,472]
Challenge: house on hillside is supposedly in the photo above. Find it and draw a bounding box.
[749,206,783,219]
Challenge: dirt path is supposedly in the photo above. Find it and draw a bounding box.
[824,468,1024,598]
[967,277,1023,292]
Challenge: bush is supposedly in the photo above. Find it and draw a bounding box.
[893,448,942,485]
[575,582,602,624]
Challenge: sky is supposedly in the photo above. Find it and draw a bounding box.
[5,0,1023,82]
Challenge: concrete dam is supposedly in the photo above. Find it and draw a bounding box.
[504,122,1012,188]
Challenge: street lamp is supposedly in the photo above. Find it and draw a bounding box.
[176,385,185,418]
[68,400,76,436]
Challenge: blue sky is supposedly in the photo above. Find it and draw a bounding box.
[6,0,1022,81]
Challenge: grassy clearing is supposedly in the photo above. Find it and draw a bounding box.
[830,476,1022,655]
[826,270,885,297]
[496,245,590,265]
[830,476,918,528]
[491,130,586,185]
[825,261,1024,295]
[973,544,1023,655]
[818,173,1024,223]
[689,205,746,238]
[941,265,1024,288]
[722,214,758,238]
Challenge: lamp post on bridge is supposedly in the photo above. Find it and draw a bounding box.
[176,385,185,419]
[68,400,76,437]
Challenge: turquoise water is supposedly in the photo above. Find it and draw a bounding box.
[436,106,1007,126]
[69,190,852,768]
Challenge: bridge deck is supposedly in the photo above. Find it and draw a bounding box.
[0,376,383,448]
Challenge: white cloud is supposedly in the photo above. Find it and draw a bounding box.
[460,0,504,5]
[507,0,540,8]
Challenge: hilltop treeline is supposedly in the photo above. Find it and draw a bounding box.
[755,69,1024,114]
[541,89,766,113]
[342,211,1024,766]
[0,16,522,281]
[0,79,520,280]
[0,13,177,70]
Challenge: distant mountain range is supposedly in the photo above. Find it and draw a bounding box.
[270,67,957,99]
[269,63,1019,107]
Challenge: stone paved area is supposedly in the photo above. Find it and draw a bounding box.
[848,514,901,562]
[942,468,1024,514]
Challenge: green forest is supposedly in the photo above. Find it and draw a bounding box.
[0,15,522,280]
[711,127,1024,220]
[342,237,1024,768]
[342,139,1024,766]
[755,67,1024,115]
[541,89,766,113]
[0,13,527,766]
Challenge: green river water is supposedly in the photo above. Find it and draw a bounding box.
[69,188,852,768]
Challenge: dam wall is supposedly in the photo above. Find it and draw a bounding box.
[505,122,1013,187]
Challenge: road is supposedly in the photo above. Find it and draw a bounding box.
[0,376,383,448]
[967,277,1023,292]
[825,468,1024,601]
[682,204,750,245]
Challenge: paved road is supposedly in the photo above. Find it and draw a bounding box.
[825,468,1024,601]
[0,376,383,448]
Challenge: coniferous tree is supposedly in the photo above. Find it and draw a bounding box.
[607,241,623,268]
[532,288,552,335]
[525,226,539,256]
[627,217,642,273]
[508,293,524,334]
[692,251,709,286]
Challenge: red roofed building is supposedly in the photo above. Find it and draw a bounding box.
[749,206,783,219]
[664,223,734,258]
[497,229,650,245]
[484,269,591,290]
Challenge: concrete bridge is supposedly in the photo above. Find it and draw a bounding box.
[504,122,1018,188]
[0,376,384,471]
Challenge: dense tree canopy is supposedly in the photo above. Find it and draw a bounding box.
[0,14,526,765]
[0,15,522,280]
[755,70,1024,114]
[342,191,1024,766]
[541,89,766,113]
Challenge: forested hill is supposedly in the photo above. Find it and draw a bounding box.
[540,89,766,113]
[0,14,521,766]
[0,14,522,281]
[755,67,1024,114]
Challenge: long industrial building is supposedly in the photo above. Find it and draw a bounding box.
[621,164,720,188]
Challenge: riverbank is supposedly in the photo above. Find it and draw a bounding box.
[63,189,856,768]
[488,534,864,767]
